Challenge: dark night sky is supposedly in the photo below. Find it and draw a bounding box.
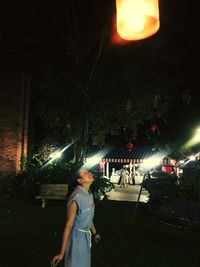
[1,0,199,71]
[1,0,200,146]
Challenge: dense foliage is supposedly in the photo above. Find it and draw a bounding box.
[26,1,180,162]
[90,170,115,201]
[8,147,73,199]
[143,166,200,209]
[8,147,114,200]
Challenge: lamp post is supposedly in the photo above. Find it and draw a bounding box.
[131,155,163,225]
[131,170,150,224]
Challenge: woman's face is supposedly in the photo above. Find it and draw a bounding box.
[78,168,94,184]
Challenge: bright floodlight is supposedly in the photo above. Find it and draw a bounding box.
[49,150,62,161]
[142,155,162,170]
[84,147,111,169]
[189,155,196,161]
[41,139,78,168]
[183,152,199,166]
[86,156,102,165]
[184,127,200,148]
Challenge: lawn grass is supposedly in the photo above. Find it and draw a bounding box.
[0,198,200,267]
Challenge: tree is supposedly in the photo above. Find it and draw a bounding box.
[24,1,171,163]
[14,0,198,162]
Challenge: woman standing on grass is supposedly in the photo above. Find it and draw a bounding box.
[51,168,101,267]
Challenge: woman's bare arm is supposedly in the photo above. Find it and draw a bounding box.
[59,201,77,255]
[90,222,97,235]
[52,201,77,267]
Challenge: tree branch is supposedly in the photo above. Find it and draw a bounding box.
[88,31,104,87]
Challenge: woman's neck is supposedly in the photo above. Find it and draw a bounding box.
[81,184,90,191]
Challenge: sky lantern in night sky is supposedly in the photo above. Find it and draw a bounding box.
[116,0,160,41]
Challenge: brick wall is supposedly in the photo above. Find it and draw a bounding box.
[0,63,30,190]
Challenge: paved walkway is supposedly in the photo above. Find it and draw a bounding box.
[106,184,149,202]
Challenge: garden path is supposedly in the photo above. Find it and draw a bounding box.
[107,184,149,202]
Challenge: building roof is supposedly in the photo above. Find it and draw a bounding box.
[102,145,156,163]
[165,151,187,160]
[86,146,197,166]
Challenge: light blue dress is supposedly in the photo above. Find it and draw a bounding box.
[64,185,95,267]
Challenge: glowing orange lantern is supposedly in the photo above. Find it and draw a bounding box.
[116,0,160,41]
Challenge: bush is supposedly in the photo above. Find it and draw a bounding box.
[8,150,115,201]
[143,171,179,208]
[143,168,200,210]
[179,168,200,201]
[8,148,76,199]
[90,170,115,201]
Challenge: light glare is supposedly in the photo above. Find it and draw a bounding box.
[142,155,163,170]
[189,155,196,161]
[86,156,102,165]
[41,139,78,168]
[49,151,62,161]
[84,147,111,169]
[184,127,200,148]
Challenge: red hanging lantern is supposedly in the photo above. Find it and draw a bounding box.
[126,142,134,151]
[150,123,157,133]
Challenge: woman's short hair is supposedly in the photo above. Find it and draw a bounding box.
[66,168,81,199]
[68,168,82,184]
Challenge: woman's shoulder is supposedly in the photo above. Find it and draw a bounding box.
[69,187,82,200]
[67,189,81,208]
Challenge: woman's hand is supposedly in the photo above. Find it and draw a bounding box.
[94,234,101,244]
[51,253,64,267]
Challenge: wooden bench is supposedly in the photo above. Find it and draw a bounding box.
[35,184,69,208]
